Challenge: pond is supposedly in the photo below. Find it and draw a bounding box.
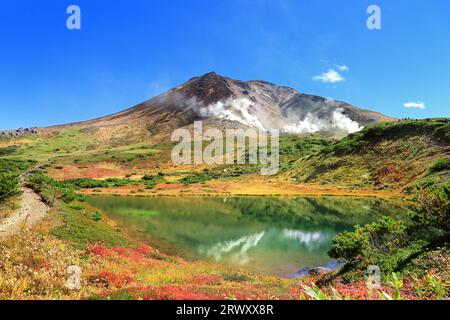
[87,196,408,277]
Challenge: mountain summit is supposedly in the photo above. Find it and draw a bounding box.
[60,72,395,141]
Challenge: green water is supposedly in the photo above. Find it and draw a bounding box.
[87,196,407,277]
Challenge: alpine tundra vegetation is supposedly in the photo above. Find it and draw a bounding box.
[0,72,448,300]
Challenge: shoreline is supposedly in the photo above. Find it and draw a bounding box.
[76,178,408,201]
[83,191,407,199]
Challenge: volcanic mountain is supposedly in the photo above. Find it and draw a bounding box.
[58,72,395,142]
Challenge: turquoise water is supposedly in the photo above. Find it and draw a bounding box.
[88,196,407,277]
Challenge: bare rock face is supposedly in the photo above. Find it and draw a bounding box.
[160,72,394,135]
[54,72,395,140]
[177,72,235,106]
[1,127,39,138]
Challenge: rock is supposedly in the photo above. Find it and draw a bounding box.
[291,261,346,279]
[308,267,332,276]
[2,127,39,138]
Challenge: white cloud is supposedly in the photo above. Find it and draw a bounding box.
[335,64,349,72]
[403,101,426,109]
[313,69,345,83]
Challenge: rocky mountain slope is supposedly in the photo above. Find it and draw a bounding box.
[56,72,394,142]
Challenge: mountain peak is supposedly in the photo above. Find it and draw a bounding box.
[178,72,233,106]
[187,71,222,83]
[63,73,395,140]
[200,71,219,77]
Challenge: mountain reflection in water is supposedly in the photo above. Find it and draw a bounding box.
[88,196,407,277]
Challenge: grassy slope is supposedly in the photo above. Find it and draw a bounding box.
[285,119,450,193]
[1,119,449,300]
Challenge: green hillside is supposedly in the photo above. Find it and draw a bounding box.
[285,119,450,193]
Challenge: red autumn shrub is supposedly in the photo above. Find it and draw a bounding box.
[191,274,221,285]
[152,285,213,300]
[135,243,152,255]
[112,246,128,256]
[86,243,111,258]
[97,271,134,287]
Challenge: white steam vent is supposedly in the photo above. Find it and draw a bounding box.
[200,98,267,131]
[283,108,364,134]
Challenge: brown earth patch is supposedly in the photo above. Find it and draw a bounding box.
[47,162,133,180]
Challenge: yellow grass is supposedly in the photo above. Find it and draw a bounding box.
[79,175,404,199]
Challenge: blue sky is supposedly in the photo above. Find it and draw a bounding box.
[1,0,449,129]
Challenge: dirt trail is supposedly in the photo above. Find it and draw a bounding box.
[0,171,50,241]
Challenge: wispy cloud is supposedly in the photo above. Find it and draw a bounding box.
[335,64,349,72]
[313,69,345,83]
[403,101,426,109]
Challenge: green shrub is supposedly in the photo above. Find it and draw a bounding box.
[63,178,132,189]
[329,217,409,277]
[27,172,86,204]
[429,158,450,174]
[141,174,154,181]
[0,146,18,156]
[330,183,449,282]
[328,225,369,261]
[141,174,165,187]
[0,173,20,200]
[432,123,450,143]
[411,186,450,235]
[222,273,250,282]
[64,178,109,189]
[89,211,103,222]
[0,159,36,175]
[180,172,218,185]
[61,189,77,203]
[69,204,85,211]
